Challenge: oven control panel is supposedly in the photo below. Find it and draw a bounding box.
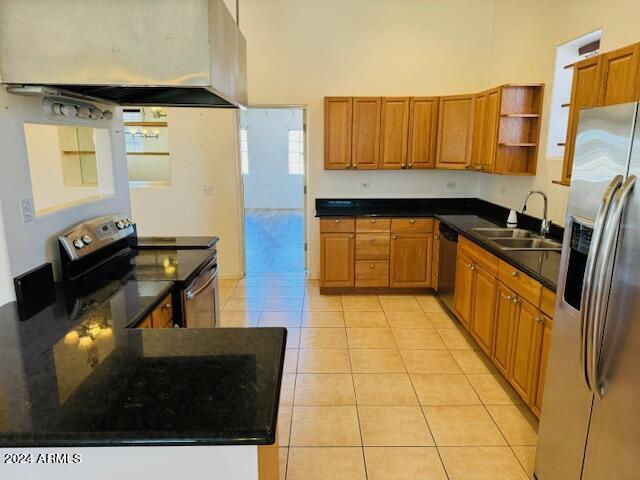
[59,214,135,261]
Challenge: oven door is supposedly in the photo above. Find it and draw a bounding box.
[182,260,220,328]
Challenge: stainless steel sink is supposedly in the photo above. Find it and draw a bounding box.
[471,228,537,239]
[470,227,562,251]
[491,238,562,250]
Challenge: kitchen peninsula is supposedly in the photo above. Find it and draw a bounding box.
[0,283,286,480]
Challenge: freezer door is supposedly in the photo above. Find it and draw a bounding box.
[582,107,640,480]
[535,103,637,480]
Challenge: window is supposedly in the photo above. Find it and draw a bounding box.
[240,128,249,174]
[546,30,601,159]
[288,129,304,175]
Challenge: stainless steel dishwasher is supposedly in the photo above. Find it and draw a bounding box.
[437,223,458,313]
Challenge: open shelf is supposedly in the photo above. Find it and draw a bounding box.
[500,113,541,118]
[124,121,168,127]
[126,152,170,156]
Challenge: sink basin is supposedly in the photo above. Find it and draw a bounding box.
[471,228,537,239]
[491,238,562,251]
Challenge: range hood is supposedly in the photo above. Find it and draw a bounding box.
[0,0,247,108]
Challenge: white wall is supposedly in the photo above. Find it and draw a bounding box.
[479,0,640,224]
[129,108,244,279]
[0,90,130,305]
[240,108,304,209]
[240,0,496,277]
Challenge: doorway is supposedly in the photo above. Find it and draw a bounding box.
[239,107,306,275]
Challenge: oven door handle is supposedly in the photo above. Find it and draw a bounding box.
[185,265,218,300]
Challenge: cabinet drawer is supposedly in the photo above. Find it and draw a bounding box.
[356,234,390,259]
[355,260,389,287]
[540,287,556,318]
[356,218,391,232]
[498,260,542,306]
[320,218,355,233]
[391,218,433,234]
[459,236,499,275]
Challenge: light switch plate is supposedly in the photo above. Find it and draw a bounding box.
[20,197,34,223]
[202,184,213,195]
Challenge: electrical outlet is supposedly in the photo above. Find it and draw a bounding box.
[202,184,213,195]
[445,181,457,189]
[359,182,370,189]
[20,197,34,223]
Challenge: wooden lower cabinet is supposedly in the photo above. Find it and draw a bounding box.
[320,233,355,287]
[389,233,432,287]
[470,266,498,355]
[532,316,552,416]
[356,260,389,287]
[491,283,517,377]
[454,250,474,328]
[137,293,174,329]
[509,298,543,403]
[453,238,554,417]
[432,219,440,290]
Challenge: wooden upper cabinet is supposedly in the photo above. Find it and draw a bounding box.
[436,94,475,169]
[562,56,604,183]
[324,97,353,169]
[470,92,487,171]
[481,87,501,173]
[320,233,355,287]
[389,233,432,287]
[380,97,410,169]
[352,97,381,170]
[600,43,640,106]
[470,265,498,355]
[407,97,438,169]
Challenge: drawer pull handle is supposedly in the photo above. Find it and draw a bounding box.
[370,219,376,223]
[535,317,544,323]
[350,234,354,238]
[392,235,397,240]
[369,264,375,268]
[335,219,341,223]
[161,303,171,310]
[506,295,512,301]
[353,164,358,169]
[410,219,416,224]
[370,237,375,241]
[511,271,519,277]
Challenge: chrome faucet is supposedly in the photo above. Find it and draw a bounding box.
[519,190,551,237]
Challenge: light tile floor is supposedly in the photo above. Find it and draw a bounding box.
[218,275,538,480]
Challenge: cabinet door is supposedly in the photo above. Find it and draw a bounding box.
[532,316,552,417]
[320,233,354,287]
[481,87,501,173]
[600,43,640,106]
[151,294,173,328]
[561,56,603,184]
[352,97,381,169]
[492,283,516,377]
[380,97,410,169]
[509,299,543,403]
[436,94,475,169]
[470,92,487,171]
[324,97,353,169]
[432,219,440,290]
[470,266,498,355]
[408,97,438,169]
[454,250,474,329]
[389,233,432,287]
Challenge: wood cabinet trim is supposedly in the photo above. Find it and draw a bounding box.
[436,94,475,170]
[408,96,439,169]
[324,97,353,170]
[380,97,410,170]
[352,97,382,170]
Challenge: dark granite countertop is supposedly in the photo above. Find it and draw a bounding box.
[437,215,561,291]
[137,236,219,250]
[0,277,286,447]
[315,198,562,291]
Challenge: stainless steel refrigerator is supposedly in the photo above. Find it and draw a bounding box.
[535,102,640,479]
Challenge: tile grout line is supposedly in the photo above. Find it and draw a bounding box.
[386,299,452,480]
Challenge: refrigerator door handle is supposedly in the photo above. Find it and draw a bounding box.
[590,175,637,398]
[580,175,623,392]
